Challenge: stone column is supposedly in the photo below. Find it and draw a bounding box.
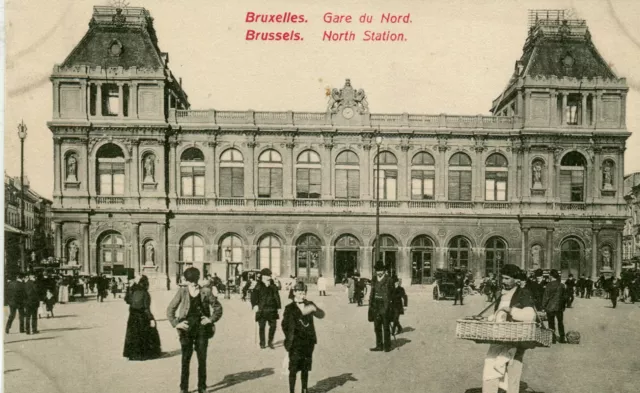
[324,246,335,285]
[362,246,373,278]
[82,223,90,275]
[594,92,601,127]
[438,245,446,270]
[321,143,333,199]
[168,140,178,201]
[525,91,532,122]
[438,148,448,200]
[54,222,62,259]
[621,92,627,128]
[207,142,217,199]
[474,147,484,202]
[399,246,411,283]
[96,83,103,116]
[591,229,599,278]
[615,230,623,277]
[282,143,294,200]
[131,82,139,119]
[362,146,372,199]
[86,83,93,117]
[80,80,88,119]
[546,228,554,269]
[398,146,410,200]
[53,138,62,198]
[521,228,529,269]
[52,80,60,119]
[133,223,140,274]
[118,83,125,118]
[581,93,588,126]
[246,142,257,199]
[549,91,557,126]
[561,93,568,125]
[132,140,140,199]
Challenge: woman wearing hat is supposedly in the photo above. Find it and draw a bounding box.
[482,264,536,393]
[250,268,282,349]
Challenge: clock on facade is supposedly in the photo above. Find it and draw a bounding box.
[342,107,355,119]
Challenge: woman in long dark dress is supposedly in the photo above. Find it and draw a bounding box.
[123,275,162,360]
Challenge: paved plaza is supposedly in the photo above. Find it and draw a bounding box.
[4,285,640,393]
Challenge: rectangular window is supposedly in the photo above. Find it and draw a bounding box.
[448,171,472,201]
[485,172,507,201]
[296,168,321,198]
[411,170,435,200]
[123,85,129,117]
[258,168,282,198]
[561,170,584,202]
[336,169,360,199]
[220,167,244,198]
[375,170,397,200]
[181,166,205,196]
[89,85,97,116]
[101,84,119,116]
[98,161,125,195]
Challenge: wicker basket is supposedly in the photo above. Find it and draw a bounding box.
[456,318,553,348]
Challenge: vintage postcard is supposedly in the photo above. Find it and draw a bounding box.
[3,1,640,392]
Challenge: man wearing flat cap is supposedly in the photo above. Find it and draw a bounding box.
[368,260,394,352]
[251,268,281,349]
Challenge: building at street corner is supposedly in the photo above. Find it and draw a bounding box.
[623,172,640,269]
[49,7,629,287]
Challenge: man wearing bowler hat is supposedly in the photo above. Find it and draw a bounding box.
[368,260,394,352]
[251,268,282,349]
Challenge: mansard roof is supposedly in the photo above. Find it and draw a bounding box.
[61,6,164,69]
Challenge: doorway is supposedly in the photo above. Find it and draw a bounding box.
[335,250,358,283]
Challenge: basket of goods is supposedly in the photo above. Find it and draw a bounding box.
[456,297,553,348]
[565,331,581,344]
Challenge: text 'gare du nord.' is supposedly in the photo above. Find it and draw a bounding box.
[45,6,632,288]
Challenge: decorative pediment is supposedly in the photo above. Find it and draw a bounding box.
[327,79,369,114]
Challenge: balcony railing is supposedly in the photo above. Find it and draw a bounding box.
[256,199,285,207]
[215,198,246,207]
[446,202,475,209]
[177,197,207,206]
[96,196,125,205]
[408,200,437,209]
[559,203,587,211]
[482,202,511,210]
[294,199,324,207]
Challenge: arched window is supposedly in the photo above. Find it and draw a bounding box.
[374,151,398,200]
[560,152,587,202]
[96,144,125,195]
[99,232,124,273]
[296,150,321,199]
[411,152,435,200]
[448,153,472,201]
[372,235,398,275]
[485,237,507,277]
[220,149,244,198]
[447,236,471,271]
[335,150,360,199]
[180,148,205,196]
[258,149,283,198]
[220,234,243,264]
[258,235,281,276]
[411,235,434,284]
[180,233,204,262]
[485,153,508,201]
[296,234,322,282]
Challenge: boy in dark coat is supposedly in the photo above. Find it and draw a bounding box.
[390,279,408,334]
[282,282,325,393]
[251,268,282,349]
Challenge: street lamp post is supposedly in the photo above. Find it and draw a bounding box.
[374,133,383,270]
[224,246,232,299]
[18,120,28,273]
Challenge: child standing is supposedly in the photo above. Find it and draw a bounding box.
[45,289,56,318]
[282,282,325,393]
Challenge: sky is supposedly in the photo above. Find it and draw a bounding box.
[4,0,640,199]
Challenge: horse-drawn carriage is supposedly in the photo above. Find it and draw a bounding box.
[432,269,460,300]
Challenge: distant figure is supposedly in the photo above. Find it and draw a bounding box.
[564,274,576,308]
[390,279,408,335]
[5,273,26,334]
[347,276,355,304]
[44,289,56,318]
[24,272,41,335]
[251,268,282,349]
[317,274,327,296]
[453,272,465,306]
[123,275,161,361]
[609,277,621,308]
[542,269,566,344]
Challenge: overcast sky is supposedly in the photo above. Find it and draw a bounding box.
[4,0,640,198]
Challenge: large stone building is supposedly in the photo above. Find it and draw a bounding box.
[623,172,640,268]
[49,7,629,286]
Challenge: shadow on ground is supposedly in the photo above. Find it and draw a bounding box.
[308,373,358,393]
[207,367,274,392]
[4,336,59,345]
[39,327,94,333]
[392,338,411,350]
[400,326,415,333]
[4,369,21,374]
[464,380,543,393]
[158,349,182,359]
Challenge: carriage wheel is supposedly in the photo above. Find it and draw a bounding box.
[433,285,440,300]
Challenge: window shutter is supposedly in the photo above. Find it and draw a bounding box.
[309,169,321,198]
[271,168,283,198]
[335,169,347,198]
[297,168,309,198]
[220,168,231,197]
[348,170,359,199]
[231,167,244,197]
[560,170,572,201]
[448,171,460,200]
[460,170,472,201]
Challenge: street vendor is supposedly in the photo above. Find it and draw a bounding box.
[482,263,536,393]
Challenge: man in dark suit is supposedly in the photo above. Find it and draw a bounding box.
[251,268,281,349]
[564,274,576,308]
[453,271,465,306]
[24,272,41,334]
[5,273,26,334]
[542,269,566,344]
[585,276,594,299]
[368,261,394,352]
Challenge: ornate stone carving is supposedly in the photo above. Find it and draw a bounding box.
[246,226,255,235]
[143,153,156,183]
[327,79,369,114]
[324,225,333,236]
[362,228,372,236]
[207,226,216,235]
[436,136,449,152]
[66,153,78,182]
[473,136,486,153]
[285,226,294,236]
[437,229,447,237]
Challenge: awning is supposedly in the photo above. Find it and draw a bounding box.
[4,224,28,235]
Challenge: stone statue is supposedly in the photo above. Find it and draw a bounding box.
[143,154,155,183]
[530,245,542,268]
[68,241,79,265]
[532,161,543,188]
[601,246,612,268]
[67,155,78,182]
[145,243,155,266]
[603,162,613,189]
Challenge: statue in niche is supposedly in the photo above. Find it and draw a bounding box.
[530,245,542,269]
[601,246,612,269]
[143,154,155,183]
[68,241,79,265]
[66,155,78,182]
[602,162,613,189]
[145,243,155,266]
[532,161,543,189]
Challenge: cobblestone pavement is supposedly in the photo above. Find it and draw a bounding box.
[4,286,640,393]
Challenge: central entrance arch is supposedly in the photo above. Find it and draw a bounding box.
[296,234,322,284]
[560,238,583,279]
[372,235,398,276]
[334,234,359,283]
